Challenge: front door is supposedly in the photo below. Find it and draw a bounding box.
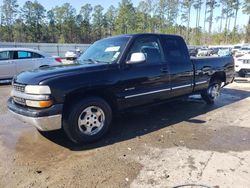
[0,51,16,79]
[118,35,171,109]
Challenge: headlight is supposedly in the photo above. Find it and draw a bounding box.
[25,85,51,94]
[26,100,53,108]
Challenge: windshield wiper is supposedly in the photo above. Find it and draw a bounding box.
[83,59,99,64]
[79,59,110,64]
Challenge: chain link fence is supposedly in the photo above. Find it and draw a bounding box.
[0,42,91,57]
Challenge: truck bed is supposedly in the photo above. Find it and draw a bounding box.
[191,56,235,86]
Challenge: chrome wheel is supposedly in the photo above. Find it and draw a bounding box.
[208,83,221,99]
[78,106,105,136]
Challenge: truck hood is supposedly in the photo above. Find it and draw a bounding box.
[14,63,111,85]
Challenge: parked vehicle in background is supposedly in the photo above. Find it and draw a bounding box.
[232,45,241,54]
[197,48,213,56]
[218,48,232,57]
[188,47,198,57]
[235,54,250,77]
[235,47,250,57]
[0,48,62,82]
[8,33,235,143]
[209,48,220,55]
[65,49,82,60]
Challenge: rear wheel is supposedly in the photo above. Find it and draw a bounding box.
[201,80,222,104]
[63,97,112,143]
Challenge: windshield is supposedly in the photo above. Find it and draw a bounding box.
[78,36,130,64]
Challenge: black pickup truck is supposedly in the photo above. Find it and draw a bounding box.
[8,34,235,143]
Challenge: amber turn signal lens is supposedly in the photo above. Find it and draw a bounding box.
[39,100,53,108]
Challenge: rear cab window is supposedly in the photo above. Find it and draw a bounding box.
[161,36,188,63]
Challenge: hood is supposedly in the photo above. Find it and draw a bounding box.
[14,63,111,85]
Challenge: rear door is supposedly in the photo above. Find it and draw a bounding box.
[118,35,171,108]
[0,51,16,79]
[15,51,36,74]
[161,36,194,97]
[31,52,45,67]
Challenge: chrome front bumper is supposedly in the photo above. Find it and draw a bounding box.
[9,110,62,131]
[8,98,63,131]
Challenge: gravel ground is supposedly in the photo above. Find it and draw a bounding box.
[0,79,250,188]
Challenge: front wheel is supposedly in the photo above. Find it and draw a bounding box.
[201,80,222,104]
[63,97,112,143]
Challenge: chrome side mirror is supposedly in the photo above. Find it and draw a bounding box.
[127,52,146,64]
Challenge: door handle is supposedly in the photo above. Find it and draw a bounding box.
[161,68,168,74]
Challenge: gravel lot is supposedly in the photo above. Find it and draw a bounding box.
[0,79,250,188]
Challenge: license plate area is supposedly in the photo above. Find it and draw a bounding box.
[13,97,26,106]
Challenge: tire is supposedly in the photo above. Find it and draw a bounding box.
[63,97,112,143]
[201,80,222,105]
[238,71,246,78]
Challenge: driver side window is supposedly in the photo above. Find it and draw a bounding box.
[0,51,10,61]
[127,36,164,64]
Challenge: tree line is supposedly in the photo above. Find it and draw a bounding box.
[0,0,249,45]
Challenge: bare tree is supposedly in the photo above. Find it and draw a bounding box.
[207,0,219,43]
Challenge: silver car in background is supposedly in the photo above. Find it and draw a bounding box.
[0,48,62,82]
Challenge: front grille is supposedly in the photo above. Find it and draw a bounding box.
[13,97,26,106]
[13,83,25,93]
[13,83,26,106]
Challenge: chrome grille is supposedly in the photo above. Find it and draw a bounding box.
[13,97,26,106]
[13,83,25,93]
[243,60,250,64]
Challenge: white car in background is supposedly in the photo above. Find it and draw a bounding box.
[232,45,241,54]
[0,48,62,82]
[235,47,250,57]
[235,54,250,77]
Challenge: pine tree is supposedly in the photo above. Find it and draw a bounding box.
[115,0,136,34]
[92,5,104,40]
[1,0,18,41]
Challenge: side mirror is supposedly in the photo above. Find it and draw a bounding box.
[127,52,146,64]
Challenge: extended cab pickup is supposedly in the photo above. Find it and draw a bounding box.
[8,34,235,143]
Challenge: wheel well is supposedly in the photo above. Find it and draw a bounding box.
[63,90,117,118]
[210,71,226,84]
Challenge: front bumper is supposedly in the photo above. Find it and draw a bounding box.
[7,98,63,131]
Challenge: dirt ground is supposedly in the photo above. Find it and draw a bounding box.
[0,79,250,188]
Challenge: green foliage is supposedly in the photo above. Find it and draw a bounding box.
[0,0,18,41]
[115,0,136,34]
[0,0,248,44]
[92,5,104,40]
[105,6,117,36]
[21,0,46,42]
